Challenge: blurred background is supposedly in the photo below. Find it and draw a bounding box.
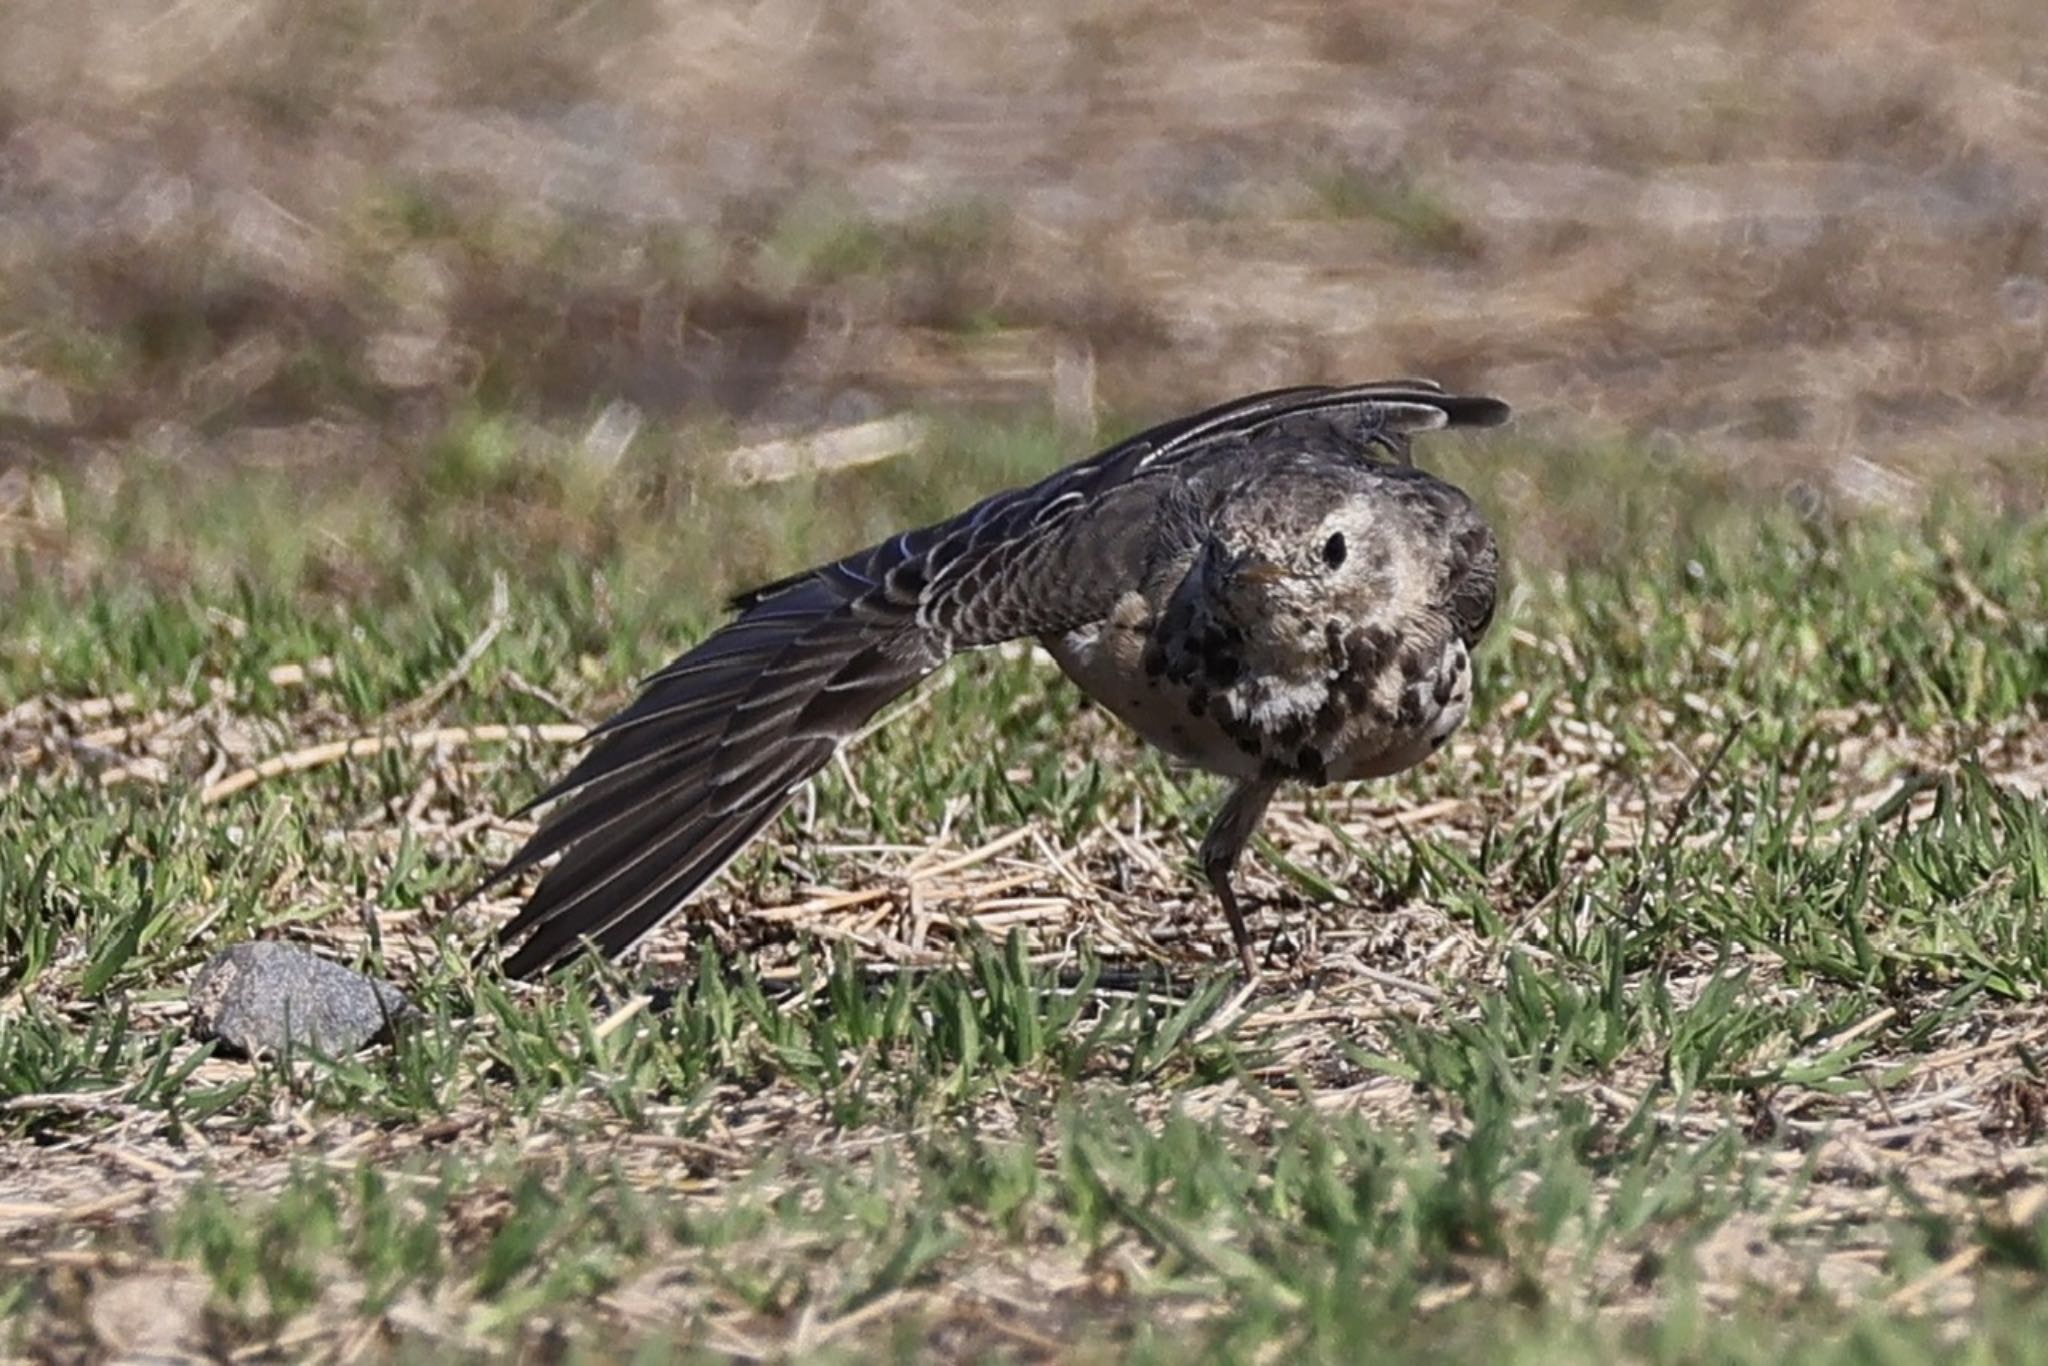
[2,0,2045,595]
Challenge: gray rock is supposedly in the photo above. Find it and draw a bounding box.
[189,941,411,1057]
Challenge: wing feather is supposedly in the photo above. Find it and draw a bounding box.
[489,598,941,977]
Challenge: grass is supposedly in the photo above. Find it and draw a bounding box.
[3,409,2046,1360]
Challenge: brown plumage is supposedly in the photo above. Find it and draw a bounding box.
[485,381,1510,978]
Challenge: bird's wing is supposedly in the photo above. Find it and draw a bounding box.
[730,380,1508,643]
[487,380,1508,976]
[488,571,950,977]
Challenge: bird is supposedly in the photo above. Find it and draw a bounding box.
[484,380,1510,979]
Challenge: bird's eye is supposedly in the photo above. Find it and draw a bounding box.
[1321,532,1348,570]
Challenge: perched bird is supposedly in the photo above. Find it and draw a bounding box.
[487,381,1510,978]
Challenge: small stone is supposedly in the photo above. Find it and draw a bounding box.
[189,942,411,1058]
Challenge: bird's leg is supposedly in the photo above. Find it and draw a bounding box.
[1199,776,1281,977]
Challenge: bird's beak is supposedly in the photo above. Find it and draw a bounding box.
[1233,556,1288,588]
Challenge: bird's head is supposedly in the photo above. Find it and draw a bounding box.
[1201,488,1388,634]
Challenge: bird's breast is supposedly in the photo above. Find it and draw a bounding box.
[1043,597,1268,780]
[1317,631,1473,782]
[1044,592,1476,786]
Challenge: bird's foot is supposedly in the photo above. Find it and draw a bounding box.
[1214,881,1262,981]
[1234,933,1261,981]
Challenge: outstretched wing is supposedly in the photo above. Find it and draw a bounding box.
[488,573,946,977]
[487,379,1508,977]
